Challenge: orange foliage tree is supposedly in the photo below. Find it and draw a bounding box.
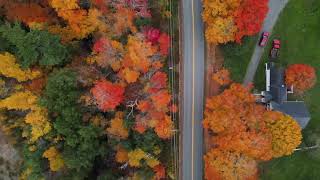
[111,7,137,36]
[202,0,240,44]
[212,68,232,86]
[202,0,269,44]
[204,148,258,180]
[203,83,302,180]
[49,0,106,41]
[3,2,51,25]
[203,84,273,160]
[106,112,129,139]
[285,64,317,94]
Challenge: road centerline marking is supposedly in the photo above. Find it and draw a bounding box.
[191,0,196,179]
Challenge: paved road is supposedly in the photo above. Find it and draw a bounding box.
[180,0,205,179]
[243,0,289,85]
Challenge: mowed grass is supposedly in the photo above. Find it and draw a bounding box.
[220,35,258,82]
[256,0,320,179]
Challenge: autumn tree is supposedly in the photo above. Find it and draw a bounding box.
[212,68,232,86]
[127,148,159,168]
[204,148,258,180]
[202,0,240,44]
[0,52,41,82]
[154,115,173,139]
[285,64,317,94]
[49,0,106,41]
[111,7,137,36]
[144,27,161,44]
[115,146,129,163]
[203,83,303,180]
[43,147,65,171]
[264,111,302,158]
[202,0,269,44]
[91,80,125,112]
[203,83,256,134]
[89,38,124,70]
[106,112,129,139]
[158,33,171,56]
[233,0,269,43]
[122,35,157,73]
[3,2,51,26]
[153,164,166,180]
[0,91,51,142]
[126,0,151,18]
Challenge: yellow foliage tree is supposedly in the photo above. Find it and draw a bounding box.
[204,148,258,180]
[0,91,51,142]
[25,107,51,142]
[123,35,157,73]
[265,111,302,158]
[0,52,41,82]
[106,112,129,139]
[127,148,160,168]
[0,91,38,111]
[145,156,160,168]
[202,0,240,44]
[128,148,146,167]
[43,146,65,171]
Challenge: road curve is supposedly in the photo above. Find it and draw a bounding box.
[243,0,289,85]
[180,0,205,179]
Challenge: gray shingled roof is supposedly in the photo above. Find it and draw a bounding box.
[265,62,311,129]
[269,64,288,103]
[271,101,311,129]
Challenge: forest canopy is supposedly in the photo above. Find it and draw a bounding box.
[0,0,177,179]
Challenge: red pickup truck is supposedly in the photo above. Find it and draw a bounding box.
[270,39,280,59]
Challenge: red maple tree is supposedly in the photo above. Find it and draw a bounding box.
[91,80,125,111]
[147,71,168,93]
[233,0,269,43]
[158,33,170,56]
[144,27,161,44]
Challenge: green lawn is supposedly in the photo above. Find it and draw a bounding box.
[255,0,320,179]
[220,35,258,83]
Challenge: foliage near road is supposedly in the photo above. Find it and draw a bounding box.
[202,0,268,44]
[203,83,302,180]
[252,0,320,179]
[0,0,177,179]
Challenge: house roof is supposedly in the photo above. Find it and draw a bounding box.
[271,101,311,129]
[269,64,288,103]
[265,62,311,129]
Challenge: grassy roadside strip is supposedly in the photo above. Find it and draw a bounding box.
[220,35,258,83]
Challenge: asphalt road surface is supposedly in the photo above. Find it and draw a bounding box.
[243,0,289,85]
[180,0,205,179]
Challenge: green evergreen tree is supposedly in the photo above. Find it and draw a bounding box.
[0,23,69,68]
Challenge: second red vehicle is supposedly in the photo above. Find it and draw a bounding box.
[259,32,270,46]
